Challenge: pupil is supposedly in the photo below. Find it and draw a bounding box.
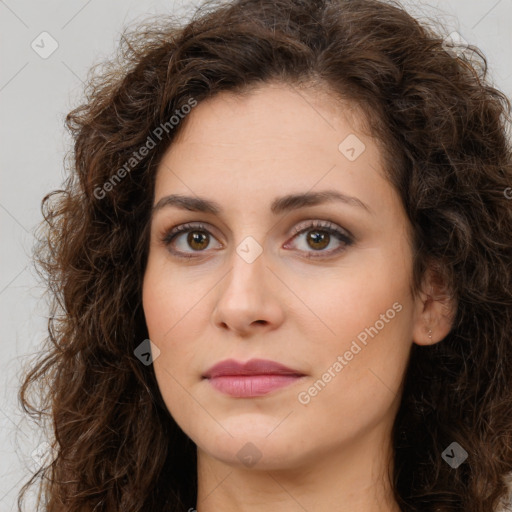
[308,230,329,250]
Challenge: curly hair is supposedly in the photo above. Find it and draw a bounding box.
[19,0,512,510]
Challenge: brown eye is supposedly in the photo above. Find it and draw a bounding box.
[306,230,330,250]
[187,231,210,251]
[162,222,222,258]
[284,220,354,259]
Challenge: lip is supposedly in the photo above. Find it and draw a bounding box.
[202,358,306,398]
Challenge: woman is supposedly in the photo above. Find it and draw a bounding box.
[19,0,512,510]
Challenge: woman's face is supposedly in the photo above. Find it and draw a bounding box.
[143,83,423,471]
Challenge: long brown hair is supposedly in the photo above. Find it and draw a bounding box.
[19,0,512,510]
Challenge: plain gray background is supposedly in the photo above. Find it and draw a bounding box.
[1,0,511,509]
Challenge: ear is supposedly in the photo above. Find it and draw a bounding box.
[412,266,457,346]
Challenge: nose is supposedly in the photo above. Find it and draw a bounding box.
[211,245,285,337]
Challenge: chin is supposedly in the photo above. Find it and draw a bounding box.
[193,420,312,471]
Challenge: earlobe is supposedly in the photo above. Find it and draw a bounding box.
[412,268,457,346]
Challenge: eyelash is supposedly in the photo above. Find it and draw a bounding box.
[160,220,354,260]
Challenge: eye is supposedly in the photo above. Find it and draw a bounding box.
[284,220,353,259]
[161,222,222,259]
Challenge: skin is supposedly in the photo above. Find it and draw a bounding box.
[142,82,454,512]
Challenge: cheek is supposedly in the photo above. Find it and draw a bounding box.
[142,254,207,345]
[293,247,414,411]
[293,287,413,447]
[297,259,412,349]
[142,268,204,432]
[142,258,211,399]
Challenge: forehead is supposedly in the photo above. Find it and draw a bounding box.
[172,82,370,149]
[157,84,381,178]
[152,83,400,225]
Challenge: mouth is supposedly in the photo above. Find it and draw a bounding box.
[202,358,306,398]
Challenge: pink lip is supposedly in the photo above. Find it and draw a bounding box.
[202,358,305,398]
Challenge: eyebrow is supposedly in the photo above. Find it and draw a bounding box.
[152,190,372,216]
